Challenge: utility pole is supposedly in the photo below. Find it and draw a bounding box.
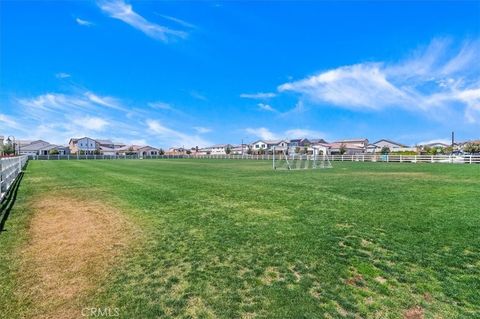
[241,138,243,155]
[451,131,455,154]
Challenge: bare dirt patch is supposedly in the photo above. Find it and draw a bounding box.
[404,306,424,319]
[17,194,137,318]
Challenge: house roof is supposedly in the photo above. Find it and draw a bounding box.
[328,142,365,149]
[209,144,232,148]
[310,138,327,144]
[69,137,98,144]
[97,139,113,145]
[264,139,287,144]
[372,139,408,147]
[333,138,368,143]
[20,140,52,151]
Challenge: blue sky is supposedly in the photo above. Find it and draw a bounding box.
[1,1,479,148]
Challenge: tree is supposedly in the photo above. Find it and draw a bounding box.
[94,149,101,155]
[159,149,165,155]
[380,146,390,155]
[186,150,191,155]
[49,149,59,155]
[295,147,301,154]
[247,147,252,155]
[339,143,347,155]
[225,146,231,155]
[2,143,15,155]
[464,142,480,154]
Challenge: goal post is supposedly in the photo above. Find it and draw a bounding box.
[272,146,332,170]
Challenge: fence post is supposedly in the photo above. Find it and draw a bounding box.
[470,155,472,164]
[431,155,434,163]
[400,155,402,163]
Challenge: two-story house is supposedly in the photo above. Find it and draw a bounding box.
[69,137,99,154]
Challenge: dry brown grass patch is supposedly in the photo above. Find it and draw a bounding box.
[17,194,137,318]
[404,306,424,319]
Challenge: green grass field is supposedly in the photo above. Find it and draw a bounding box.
[1,159,479,318]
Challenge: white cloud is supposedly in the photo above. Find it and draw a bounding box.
[76,18,94,26]
[257,103,276,112]
[75,117,109,131]
[190,91,207,101]
[157,14,196,29]
[98,0,187,42]
[55,72,71,78]
[193,126,212,134]
[240,92,276,99]
[84,92,124,110]
[245,127,279,140]
[148,101,173,110]
[278,38,480,122]
[0,114,19,128]
[146,119,210,147]
[284,129,325,139]
[245,127,326,140]
[417,139,451,145]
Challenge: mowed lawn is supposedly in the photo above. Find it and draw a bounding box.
[1,159,479,318]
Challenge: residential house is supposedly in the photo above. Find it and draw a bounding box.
[166,147,187,155]
[423,142,450,148]
[17,140,70,155]
[69,137,99,154]
[230,144,249,155]
[329,138,369,155]
[288,138,311,148]
[207,144,233,155]
[250,140,289,154]
[367,139,416,153]
[309,138,328,144]
[117,145,160,156]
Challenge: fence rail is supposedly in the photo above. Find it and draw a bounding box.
[0,156,28,202]
[28,154,480,164]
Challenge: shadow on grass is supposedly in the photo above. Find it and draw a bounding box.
[0,161,28,233]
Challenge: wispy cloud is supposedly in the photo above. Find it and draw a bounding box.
[76,18,94,27]
[245,127,326,141]
[157,14,196,29]
[148,101,174,110]
[194,126,212,134]
[0,114,19,128]
[257,103,276,112]
[190,90,207,101]
[278,38,480,123]
[84,91,125,111]
[245,127,278,140]
[417,139,451,145]
[240,92,276,99]
[285,129,325,139]
[55,72,71,79]
[97,0,187,42]
[75,116,109,131]
[146,120,210,147]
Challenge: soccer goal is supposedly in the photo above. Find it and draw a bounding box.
[272,147,332,170]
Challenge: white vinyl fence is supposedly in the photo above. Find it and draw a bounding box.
[0,156,28,201]
[28,153,480,164]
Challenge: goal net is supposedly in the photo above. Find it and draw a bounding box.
[272,147,332,170]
